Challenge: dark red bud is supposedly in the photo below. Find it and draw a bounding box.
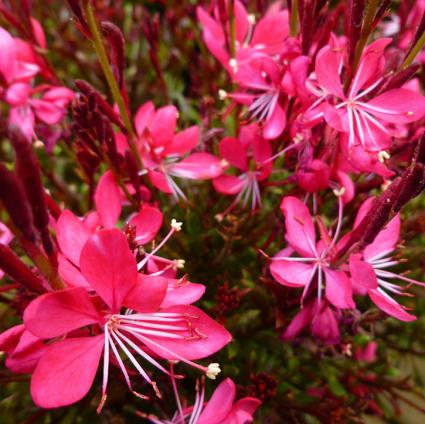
[348,0,365,63]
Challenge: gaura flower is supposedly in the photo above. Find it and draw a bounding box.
[121,102,224,200]
[303,38,425,153]
[147,378,261,424]
[349,198,425,322]
[213,124,272,213]
[270,195,355,310]
[23,229,231,409]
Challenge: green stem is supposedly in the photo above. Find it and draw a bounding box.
[402,31,425,69]
[228,0,236,58]
[83,0,142,169]
[290,0,299,37]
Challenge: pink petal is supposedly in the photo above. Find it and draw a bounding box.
[143,305,231,360]
[324,268,355,309]
[148,170,173,193]
[150,105,177,147]
[56,210,93,267]
[251,11,289,54]
[349,255,378,289]
[31,18,46,48]
[349,38,392,96]
[198,378,236,424]
[219,137,248,171]
[169,153,224,180]
[166,126,199,156]
[280,196,316,257]
[5,82,31,106]
[134,101,155,137]
[368,289,416,322]
[30,336,104,408]
[128,205,163,245]
[315,45,344,98]
[297,160,330,192]
[270,260,315,287]
[9,105,35,140]
[0,28,17,82]
[364,215,400,260]
[263,101,286,140]
[24,287,101,339]
[226,398,262,424]
[366,89,425,123]
[80,229,138,313]
[311,306,340,343]
[58,253,89,288]
[0,325,25,352]
[281,302,315,340]
[94,171,122,229]
[31,99,64,125]
[234,0,249,43]
[213,175,245,195]
[123,274,167,312]
[6,330,46,374]
[161,279,206,308]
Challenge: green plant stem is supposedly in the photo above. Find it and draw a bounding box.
[402,31,425,69]
[290,0,299,37]
[228,0,236,58]
[83,0,142,169]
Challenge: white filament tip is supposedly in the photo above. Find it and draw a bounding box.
[378,150,390,163]
[218,89,227,100]
[171,219,183,232]
[333,187,346,197]
[248,14,256,24]
[175,259,185,269]
[229,58,238,72]
[206,363,221,379]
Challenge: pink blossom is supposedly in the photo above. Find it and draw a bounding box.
[24,229,231,409]
[131,102,224,200]
[270,196,355,310]
[349,198,425,322]
[302,38,425,153]
[213,124,272,212]
[0,222,13,280]
[148,378,261,424]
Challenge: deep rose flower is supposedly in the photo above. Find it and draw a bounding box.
[213,124,272,212]
[23,229,231,409]
[349,198,425,322]
[270,196,355,310]
[302,38,425,153]
[147,378,261,424]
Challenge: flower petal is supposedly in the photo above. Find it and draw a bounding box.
[219,137,248,171]
[123,274,167,313]
[213,175,245,195]
[24,287,101,339]
[129,205,163,245]
[280,196,316,257]
[368,289,416,322]
[315,45,344,98]
[169,153,224,180]
[324,268,355,309]
[80,229,138,313]
[349,255,378,289]
[94,171,122,229]
[161,279,206,308]
[166,126,199,156]
[56,210,93,267]
[270,260,315,287]
[30,336,104,408]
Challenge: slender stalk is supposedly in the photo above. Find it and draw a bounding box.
[228,0,236,58]
[402,31,425,69]
[82,0,142,168]
[345,0,379,91]
[290,0,299,37]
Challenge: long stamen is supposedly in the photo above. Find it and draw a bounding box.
[138,220,182,270]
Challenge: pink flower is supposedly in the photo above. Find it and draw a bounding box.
[197,1,289,75]
[281,300,340,344]
[213,124,272,212]
[349,198,425,322]
[270,196,355,310]
[0,26,74,141]
[303,38,425,153]
[24,229,231,409]
[148,378,261,424]
[132,102,224,200]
